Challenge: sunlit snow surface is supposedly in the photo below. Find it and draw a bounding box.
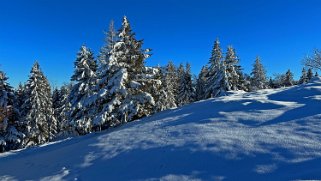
[1,78,321,180]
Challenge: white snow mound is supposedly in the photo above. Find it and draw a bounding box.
[1,78,321,180]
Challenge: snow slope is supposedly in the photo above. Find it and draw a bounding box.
[1,78,321,181]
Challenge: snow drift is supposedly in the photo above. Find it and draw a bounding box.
[1,78,321,181]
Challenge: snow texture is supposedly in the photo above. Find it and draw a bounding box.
[1,78,321,180]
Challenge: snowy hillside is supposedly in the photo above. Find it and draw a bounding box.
[1,78,321,181]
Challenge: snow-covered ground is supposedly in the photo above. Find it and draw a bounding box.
[1,78,321,181]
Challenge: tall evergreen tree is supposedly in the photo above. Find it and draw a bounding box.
[92,16,154,130]
[0,71,23,151]
[69,46,97,135]
[205,38,223,98]
[250,56,267,90]
[158,61,178,109]
[196,65,208,100]
[21,62,56,146]
[225,46,239,91]
[177,63,194,106]
[56,84,72,137]
[212,61,231,97]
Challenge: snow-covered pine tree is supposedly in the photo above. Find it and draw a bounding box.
[166,61,179,100]
[177,63,194,106]
[299,68,308,84]
[250,56,267,90]
[205,38,223,98]
[212,60,231,97]
[143,66,166,112]
[43,76,57,141]
[21,62,56,146]
[307,68,313,81]
[69,46,97,135]
[284,69,294,86]
[0,71,23,151]
[225,46,239,91]
[92,16,154,130]
[235,65,247,91]
[156,62,178,110]
[115,16,154,123]
[56,84,72,137]
[196,65,208,101]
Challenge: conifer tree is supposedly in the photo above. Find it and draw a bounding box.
[158,62,178,109]
[21,62,56,146]
[284,69,294,86]
[299,68,308,84]
[205,38,223,98]
[212,61,231,96]
[177,63,194,106]
[315,72,319,77]
[225,46,239,90]
[69,46,97,135]
[0,71,23,151]
[307,68,313,80]
[56,84,72,137]
[92,16,154,129]
[235,65,247,91]
[250,56,267,90]
[196,65,208,100]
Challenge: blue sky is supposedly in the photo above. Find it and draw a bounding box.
[1,0,321,88]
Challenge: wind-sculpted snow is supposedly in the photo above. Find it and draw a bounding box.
[1,78,321,180]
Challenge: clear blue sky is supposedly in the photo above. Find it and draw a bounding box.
[1,0,321,88]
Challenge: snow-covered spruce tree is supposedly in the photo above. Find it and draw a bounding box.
[235,65,247,91]
[284,69,294,87]
[69,46,97,135]
[155,62,178,110]
[177,63,194,106]
[211,61,231,97]
[56,84,72,137]
[166,61,179,101]
[250,56,267,90]
[225,46,239,91]
[299,68,308,84]
[52,86,72,134]
[92,16,154,130]
[143,66,166,112]
[205,38,223,98]
[21,62,56,146]
[196,65,208,101]
[307,68,313,81]
[0,71,23,151]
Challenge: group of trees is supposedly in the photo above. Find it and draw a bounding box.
[0,16,319,152]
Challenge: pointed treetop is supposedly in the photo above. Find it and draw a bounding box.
[209,38,223,66]
[119,16,133,39]
[31,61,42,74]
